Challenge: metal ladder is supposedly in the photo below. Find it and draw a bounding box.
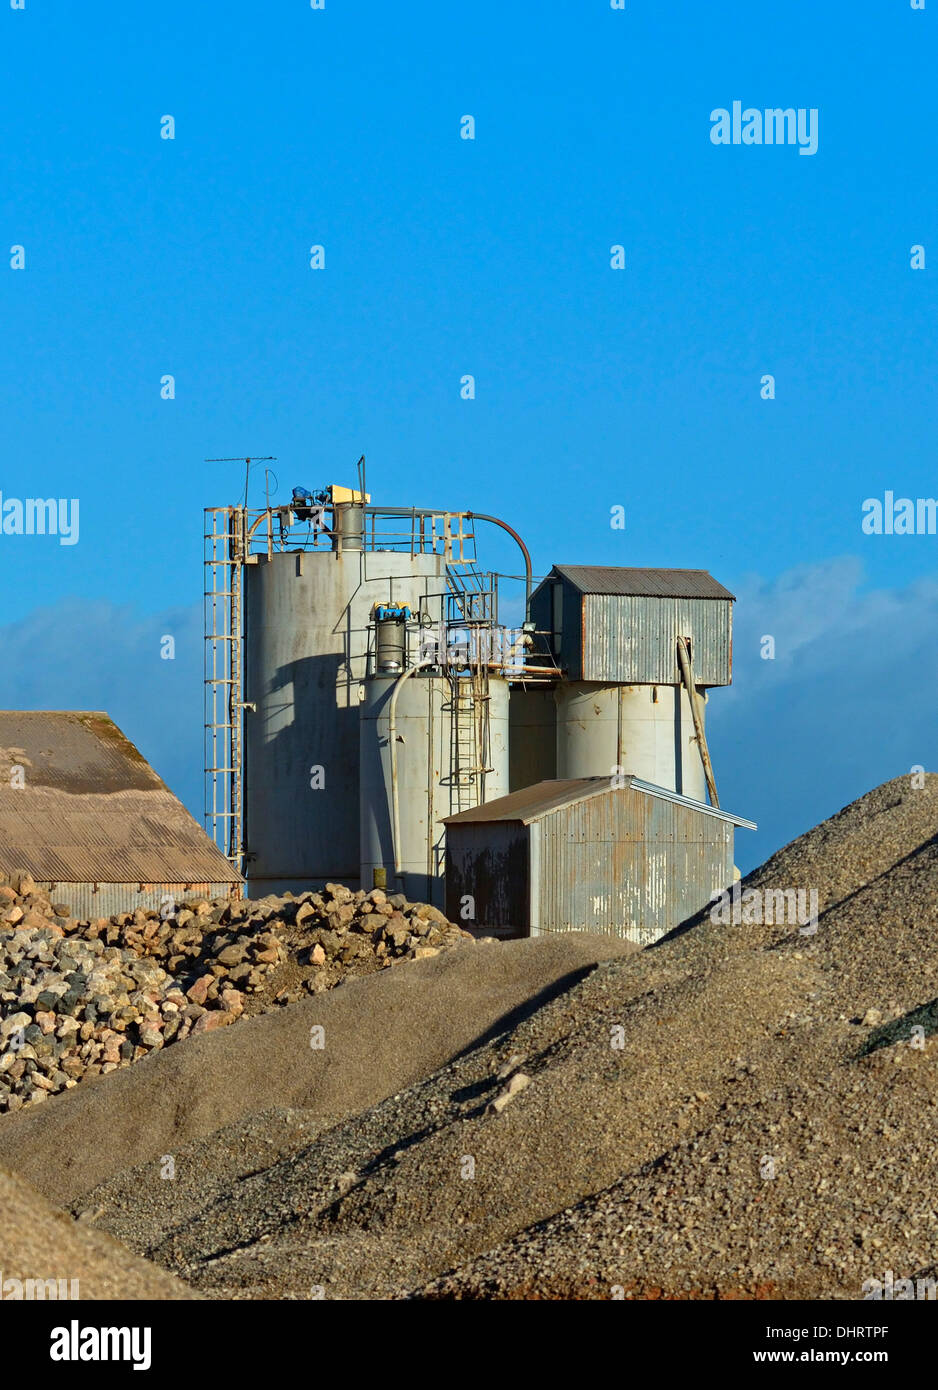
[203,506,245,870]
[446,667,492,813]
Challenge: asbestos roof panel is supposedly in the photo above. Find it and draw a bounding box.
[0,711,242,885]
[547,565,736,601]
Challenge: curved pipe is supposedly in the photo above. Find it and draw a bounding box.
[389,659,434,881]
[465,511,533,622]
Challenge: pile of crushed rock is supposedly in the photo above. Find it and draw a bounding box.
[0,875,475,1113]
[41,773,938,1302]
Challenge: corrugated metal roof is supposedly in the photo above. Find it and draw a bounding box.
[545,565,735,601]
[445,779,608,825]
[0,711,242,885]
[443,777,756,829]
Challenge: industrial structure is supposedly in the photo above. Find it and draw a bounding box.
[205,470,753,938]
[526,564,734,803]
[444,777,755,945]
[0,711,242,916]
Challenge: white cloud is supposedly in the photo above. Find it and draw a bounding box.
[709,558,938,870]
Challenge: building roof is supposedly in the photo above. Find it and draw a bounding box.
[542,565,735,601]
[0,711,242,885]
[443,776,756,829]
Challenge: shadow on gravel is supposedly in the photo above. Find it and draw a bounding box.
[445,965,600,1064]
[857,997,938,1059]
[326,977,610,1201]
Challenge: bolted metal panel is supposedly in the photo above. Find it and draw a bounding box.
[581,593,732,685]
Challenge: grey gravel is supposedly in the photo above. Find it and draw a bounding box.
[6,773,934,1301]
[70,773,938,1300]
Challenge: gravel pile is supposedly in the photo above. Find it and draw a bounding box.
[62,773,938,1301]
[417,772,938,1299]
[0,933,635,1208]
[0,875,474,1113]
[0,1167,196,1301]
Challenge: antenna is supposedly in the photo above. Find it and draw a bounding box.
[205,456,278,508]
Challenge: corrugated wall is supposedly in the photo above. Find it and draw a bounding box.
[34,882,241,919]
[530,576,582,675]
[532,786,733,945]
[581,594,732,685]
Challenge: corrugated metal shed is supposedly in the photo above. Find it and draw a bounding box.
[444,777,754,946]
[0,711,241,913]
[530,565,734,685]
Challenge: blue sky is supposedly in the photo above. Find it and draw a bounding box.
[1,0,935,870]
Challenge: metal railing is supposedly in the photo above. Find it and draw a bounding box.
[230,502,482,562]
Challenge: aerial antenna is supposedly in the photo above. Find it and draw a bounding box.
[205,456,278,508]
[357,454,367,581]
[264,467,279,509]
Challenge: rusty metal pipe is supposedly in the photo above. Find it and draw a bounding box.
[676,637,719,809]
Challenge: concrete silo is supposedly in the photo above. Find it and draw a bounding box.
[205,489,520,898]
[359,669,509,906]
[553,682,707,800]
[205,481,742,919]
[242,536,448,895]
